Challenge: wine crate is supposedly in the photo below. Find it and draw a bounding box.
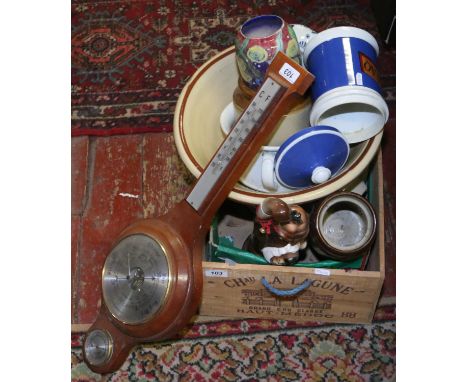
[198,151,384,324]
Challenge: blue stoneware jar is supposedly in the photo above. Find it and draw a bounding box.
[303,27,389,143]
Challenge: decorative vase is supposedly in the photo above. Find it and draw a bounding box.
[234,15,302,93]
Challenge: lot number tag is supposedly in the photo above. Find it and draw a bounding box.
[205,269,228,278]
[279,63,300,84]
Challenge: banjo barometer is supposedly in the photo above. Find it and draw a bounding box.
[83,52,314,373]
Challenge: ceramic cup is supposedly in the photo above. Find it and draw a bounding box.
[309,191,377,261]
[221,100,311,148]
[291,24,317,58]
[235,15,301,91]
[220,103,293,193]
[303,26,389,143]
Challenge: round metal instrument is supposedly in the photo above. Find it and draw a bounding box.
[102,234,171,325]
[84,329,113,366]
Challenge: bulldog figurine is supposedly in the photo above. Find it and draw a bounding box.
[244,197,309,265]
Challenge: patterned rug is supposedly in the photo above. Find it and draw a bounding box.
[71,306,395,381]
[71,0,382,136]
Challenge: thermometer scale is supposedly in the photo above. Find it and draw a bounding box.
[186,78,282,211]
[83,52,314,374]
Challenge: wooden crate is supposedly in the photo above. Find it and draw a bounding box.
[198,151,385,324]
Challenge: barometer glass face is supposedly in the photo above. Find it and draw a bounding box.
[102,234,170,324]
[84,329,113,366]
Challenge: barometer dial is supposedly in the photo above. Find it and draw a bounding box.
[84,329,113,366]
[102,234,171,325]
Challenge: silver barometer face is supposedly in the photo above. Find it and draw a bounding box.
[102,234,171,325]
[84,329,113,366]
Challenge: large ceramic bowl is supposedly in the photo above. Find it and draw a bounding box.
[173,46,382,205]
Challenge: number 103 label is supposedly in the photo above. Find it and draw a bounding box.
[279,62,300,84]
[205,269,228,278]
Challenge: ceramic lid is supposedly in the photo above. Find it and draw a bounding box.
[274,125,349,189]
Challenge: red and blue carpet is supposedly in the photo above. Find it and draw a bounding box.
[72,306,395,381]
[71,0,388,136]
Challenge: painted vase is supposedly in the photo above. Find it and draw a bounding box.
[235,15,301,91]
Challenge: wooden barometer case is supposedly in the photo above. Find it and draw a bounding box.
[83,52,314,374]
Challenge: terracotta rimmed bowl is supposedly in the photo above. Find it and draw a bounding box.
[173,46,383,205]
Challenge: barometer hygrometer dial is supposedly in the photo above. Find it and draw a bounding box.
[102,234,171,325]
[84,329,113,367]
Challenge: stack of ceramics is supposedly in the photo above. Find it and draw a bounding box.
[174,15,387,206]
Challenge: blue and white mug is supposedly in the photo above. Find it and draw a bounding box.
[303,27,389,143]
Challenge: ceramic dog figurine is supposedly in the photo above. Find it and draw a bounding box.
[244,197,309,265]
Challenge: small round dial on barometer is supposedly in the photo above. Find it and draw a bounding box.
[84,329,113,366]
[102,234,171,325]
